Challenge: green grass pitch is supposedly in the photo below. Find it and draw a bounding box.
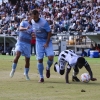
[0,55,100,100]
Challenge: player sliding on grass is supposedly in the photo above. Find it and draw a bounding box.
[54,50,97,84]
[10,14,34,80]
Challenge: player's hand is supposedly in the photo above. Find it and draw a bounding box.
[44,43,48,48]
[26,26,30,30]
[91,78,97,81]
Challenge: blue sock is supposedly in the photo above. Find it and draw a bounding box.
[47,60,53,70]
[12,63,17,70]
[24,68,29,75]
[37,63,44,78]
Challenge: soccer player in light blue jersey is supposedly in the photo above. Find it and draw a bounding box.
[10,15,34,80]
[31,10,54,82]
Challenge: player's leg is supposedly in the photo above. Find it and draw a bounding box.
[10,51,21,78]
[72,66,80,82]
[36,41,45,82]
[33,44,36,55]
[46,56,54,78]
[45,41,54,78]
[24,57,30,80]
[31,44,33,55]
[65,67,71,83]
[54,58,66,75]
[54,62,59,72]
[22,43,32,80]
[38,59,44,82]
[59,58,66,75]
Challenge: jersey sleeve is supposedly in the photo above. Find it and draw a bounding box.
[20,21,25,27]
[43,21,51,32]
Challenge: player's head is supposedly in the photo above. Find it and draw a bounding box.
[77,57,85,69]
[31,9,40,22]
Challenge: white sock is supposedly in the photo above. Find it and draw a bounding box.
[55,64,60,74]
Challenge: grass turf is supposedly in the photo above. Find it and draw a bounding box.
[0,55,100,100]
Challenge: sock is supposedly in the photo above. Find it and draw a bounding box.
[73,70,78,77]
[47,60,53,70]
[55,64,60,74]
[37,63,44,78]
[12,63,17,71]
[24,68,29,75]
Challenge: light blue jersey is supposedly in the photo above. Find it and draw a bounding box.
[32,18,54,59]
[18,20,33,42]
[32,18,51,41]
[15,20,33,58]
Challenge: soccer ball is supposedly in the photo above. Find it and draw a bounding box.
[80,73,90,83]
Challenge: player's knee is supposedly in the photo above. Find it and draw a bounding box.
[60,70,65,75]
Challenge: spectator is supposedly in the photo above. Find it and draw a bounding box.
[0,0,100,47]
[74,20,83,32]
[0,43,3,53]
[5,43,12,55]
[31,36,36,55]
[94,43,99,50]
[85,16,95,32]
[97,44,100,53]
[81,48,87,57]
[88,43,95,56]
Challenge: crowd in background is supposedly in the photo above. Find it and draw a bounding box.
[0,0,100,36]
[0,0,100,54]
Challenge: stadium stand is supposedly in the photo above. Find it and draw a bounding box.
[0,0,100,55]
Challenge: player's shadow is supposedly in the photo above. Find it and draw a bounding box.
[71,81,100,86]
[44,80,100,86]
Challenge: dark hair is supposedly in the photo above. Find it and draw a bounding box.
[32,9,39,15]
[77,57,85,64]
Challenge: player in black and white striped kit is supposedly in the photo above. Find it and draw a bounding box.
[54,50,97,83]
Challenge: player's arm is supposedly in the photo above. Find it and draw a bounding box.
[65,66,71,84]
[19,26,27,31]
[19,26,29,31]
[44,21,52,48]
[19,21,29,31]
[46,31,52,44]
[84,61,97,81]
